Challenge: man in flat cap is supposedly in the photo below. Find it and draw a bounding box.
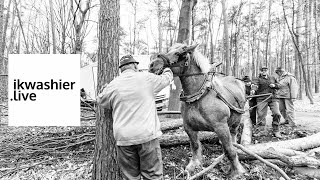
[242,76,257,125]
[97,55,173,179]
[251,66,282,138]
[275,67,298,127]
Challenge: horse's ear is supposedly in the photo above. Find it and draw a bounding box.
[185,44,199,52]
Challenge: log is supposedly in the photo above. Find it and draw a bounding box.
[246,132,320,151]
[252,159,288,167]
[233,143,290,180]
[160,132,218,147]
[161,119,183,131]
[237,147,306,160]
[240,117,252,145]
[264,147,320,167]
[293,167,320,179]
[237,132,320,160]
[307,147,320,156]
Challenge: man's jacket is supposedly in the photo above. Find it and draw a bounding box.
[252,74,280,101]
[275,72,298,99]
[97,68,173,146]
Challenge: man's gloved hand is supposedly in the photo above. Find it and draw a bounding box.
[250,90,255,96]
[162,68,172,74]
[269,83,275,88]
[98,83,108,95]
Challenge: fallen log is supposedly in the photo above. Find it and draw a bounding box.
[161,119,183,131]
[247,132,320,151]
[293,167,320,179]
[264,147,320,167]
[160,132,218,147]
[240,117,252,145]
[234,143,290,180]
[237,132,320,160]
[237,147,306,160]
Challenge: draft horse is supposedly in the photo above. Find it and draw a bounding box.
[149,43,247,178]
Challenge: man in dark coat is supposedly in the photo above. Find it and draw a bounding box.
[251,67,282,138]
[242,76,257,125]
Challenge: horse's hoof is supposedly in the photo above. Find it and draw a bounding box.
[186,159,201,172]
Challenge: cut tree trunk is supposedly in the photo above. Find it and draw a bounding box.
[240,117,252,145]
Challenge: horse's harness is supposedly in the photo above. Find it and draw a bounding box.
[157,52,246,114]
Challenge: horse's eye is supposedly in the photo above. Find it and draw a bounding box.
[174,52,180,56]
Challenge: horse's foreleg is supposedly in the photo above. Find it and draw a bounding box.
[215,122,246,178]
[184,124,202,172]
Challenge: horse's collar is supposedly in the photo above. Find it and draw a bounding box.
[180,73,212,103]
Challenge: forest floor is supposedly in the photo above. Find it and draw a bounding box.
[0,94,319,180]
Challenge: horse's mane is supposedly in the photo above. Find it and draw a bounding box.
[192,49,211,74]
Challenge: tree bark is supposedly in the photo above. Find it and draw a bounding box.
[1,0,11,71]
[265,0,272,67]
[49,0,57,54]
[91,0,121,179]
[221,0,230,75]
[0,0,4,76]
[167,0,197,115]
[13,0,28,53]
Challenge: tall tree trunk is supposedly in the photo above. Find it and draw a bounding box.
[282,0,314,104]
[247,0,252,77]
[14,0,28,53]
[157,0,162,53]
[7,3,15,56]
[49,0,57,54]
[304,0,311,95]
[92,0,122,179]
[168,0,197,115]
[1,0,11,64]
[265,0,272,67]
[294,0,302,99]
[315,0,319,93]
[208,1,214,63]
[0,0,4,76]
[221,0,230,75]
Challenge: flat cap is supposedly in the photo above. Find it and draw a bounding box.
[119,55,139,68]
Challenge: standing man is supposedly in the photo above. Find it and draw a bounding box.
[242,76,257,125]
[251,67,282,138]
[275,67,298,127]
[97,55,173,180]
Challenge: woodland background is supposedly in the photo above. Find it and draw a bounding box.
[0,0,319,102]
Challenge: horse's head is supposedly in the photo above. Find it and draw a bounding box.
[148,43,199,75]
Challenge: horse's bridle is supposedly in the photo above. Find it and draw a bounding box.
[157,51,206,77]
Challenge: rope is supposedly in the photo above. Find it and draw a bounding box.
[244,94,273,112]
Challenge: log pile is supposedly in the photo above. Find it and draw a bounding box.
[236,116,320,179]
[158,115,320,179]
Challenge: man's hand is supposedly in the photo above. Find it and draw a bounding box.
[98,83,108,94]
[250,90,255,96]
[269,83,275,88]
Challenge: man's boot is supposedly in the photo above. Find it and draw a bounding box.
[272,114,282,138]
